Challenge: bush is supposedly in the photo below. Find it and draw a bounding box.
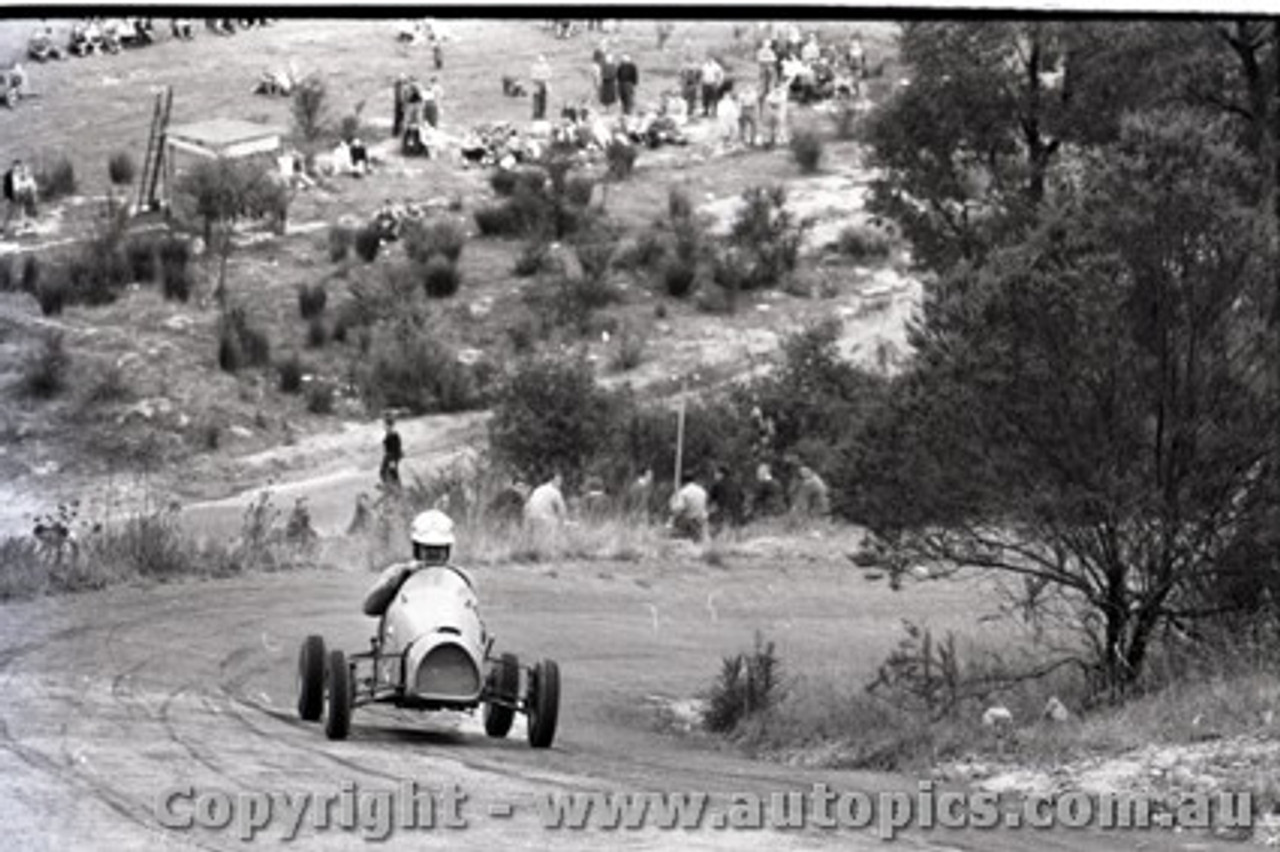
[791,130,825,174]
[356,318,483,414]
[833,102,859,141]
[108,151,136,187]
[37,154,77,201]
[21,256,39,294]
[506,315,540,353]
[566,175,596,207]
[489,168,520,197]
[488,356,626,486]
[703,632,783,734]
[474,202,528,238]
[328,224,353,262]
[514,239,553,277]
[292,75,330,142]
[126,238,158,283]
[421,257,462,299]
[276,353,305,394]
[81,362,131,407]
[728,185,806,291]
[662,255,698,299]
[836,223,894,262]
[404,219,466,264]
[159,238,192,302]
[614,230,668,273]
[353,226,381,263]
[605,140,638,182]
[35,277,68,316]
[22,332,70,399]
[306,316,329,348]
[306,381,335,415]
[610,324,648,372]
[297,283,328,320]
[0,259,11,293]
[339,114,361,143]
[668,186,693,222]
[217,306,271,373]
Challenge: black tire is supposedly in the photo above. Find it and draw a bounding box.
[483,653,519,738]
[324,649,351,741]
[297,634,326,721]
[526,659,560,749]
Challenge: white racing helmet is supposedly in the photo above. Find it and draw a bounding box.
[410,509,455,564]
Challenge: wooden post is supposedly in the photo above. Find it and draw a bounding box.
[673,379,687,489]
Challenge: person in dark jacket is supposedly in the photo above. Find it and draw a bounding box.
[380,414,404,489]
[617,54,639,116]
[598,52,618,113]
[708,464,746,535]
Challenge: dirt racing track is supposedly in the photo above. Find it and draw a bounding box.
[0,561,1246,852]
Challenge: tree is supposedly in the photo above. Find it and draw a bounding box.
[175,157,288,301]
[855,110,1280,696]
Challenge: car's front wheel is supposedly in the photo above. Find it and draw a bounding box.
[526,659,560,749]
[483,653,519,738]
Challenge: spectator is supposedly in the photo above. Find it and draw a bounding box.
[669,473,709,543]
[531,54,552,121]
[29,26,65,61]
[791,465,831,519]
[738,84,759,146]
[756,39,777,96]
[422,77,441,129]
[3,160,39,230]
[625,468,655,521]
[700,55,724,117]
[617,54,639,116]
[750,462,785,519]
[800,33,821,64]
[487,476,529,528]
[392,74,408,138]
[708,465,746,535]
[380,414,404,490]
[171,18,195,40]
[598,52,618,113]
[524,472,568,541]
[679,49,701,117]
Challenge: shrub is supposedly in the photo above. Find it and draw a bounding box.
[488,356,626,486]
[573,229,618,283]
[489,168,520,197]
[22,332,70,399]
[328,224,353,262]
[668,186,693,222]
[0,259,11,292]
[474,204,515,237]
[703,632,783,734]
[306,316,329,348]
[566,175,596,207]
[421,257,462,299]
[37,154,77,201]
[791,129,825,174]
[514,239,553,277]
[728,185,806,291]
[217,306,271,373]
[108,151,136,186]
[292,75,330,142]
[159,238,192,302]
[276,353,305,394]
[297,283,328,320]
[506,315,539,353]
[306,381,335,415]
[833,102,859,140]
[21,255,39,294]
[126,238,158,283]
[610,324,648,372]
[339,114,361,143]
[836,223,894,262]
[356,318,482,414]
[81,361,132,407]
[614,230,668,273]
[353,226,381,263]
[662,255,698,299]
[404,219,466,264]
[605,140,638,181]
[35,277,68,316]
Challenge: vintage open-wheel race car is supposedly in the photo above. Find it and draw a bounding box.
[296,563,560,748]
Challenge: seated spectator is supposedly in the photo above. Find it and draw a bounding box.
[349,137,369,174]
[2,64,29,106]
[790,465,831,519]
[252,67,294,96]
[669,474,709,543]
[29,26,65,62]
[171,18,195,40]
[69,20,101,56]
[101,19,126,53]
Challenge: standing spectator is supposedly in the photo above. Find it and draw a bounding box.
[617,53,639,116]
[669,474,709,543]
[380,414,404,490]
[847,33,866,78]
[422,76,441,128]
[791,465,831,519]
[3,160,38,230]
[700,55,724,117]
[524,472,568,541]
[598,52,618,113]
[800,33,821,65]
[750,462,785,519]
[392,74,408,138]
[625,468,654,521]
[738,84,759,146]
[708,465,746,535]
[756,39,777,98]
[531,54,552,120]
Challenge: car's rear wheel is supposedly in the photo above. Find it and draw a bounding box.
[297,635,326,721]
[324,649,351,740]
[526,659,560,749]
[483,653,519,738]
